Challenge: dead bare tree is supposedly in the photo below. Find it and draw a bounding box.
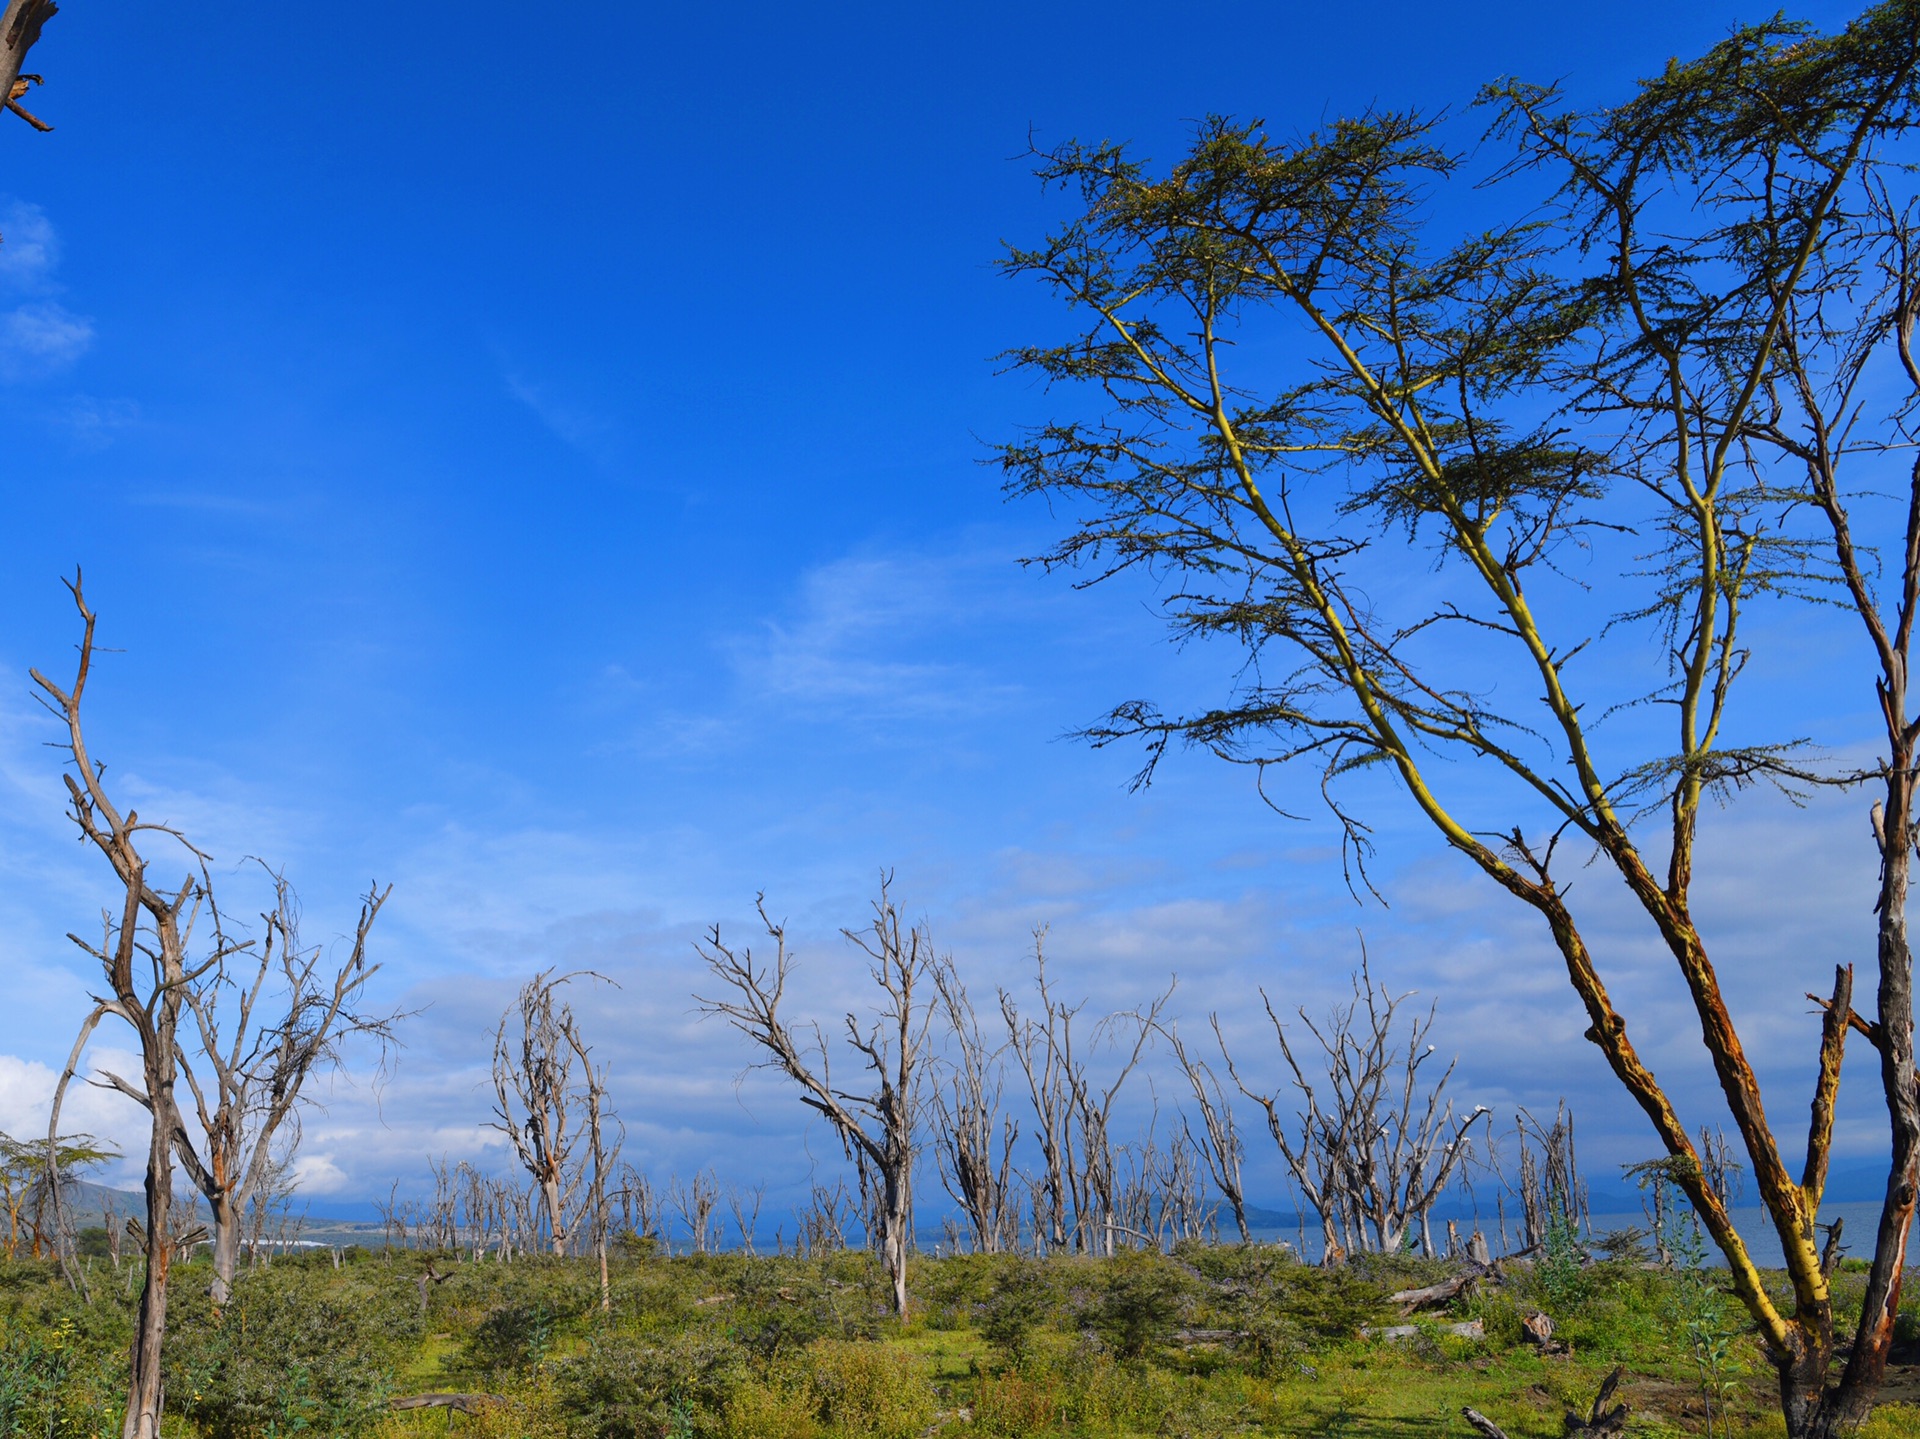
[142,864,394,1304]
[999,931,1079,1254]
[696,877,933,1317]
[931,956,1020,1254]
[1161,1018,1251,1242]
[797,1176,853,1257]
[32,579,281,1439]
[614,1162,660,1250]
[490,970,605,1256]
[1224,953,1485,1256]
[725,1180,765,1256]
[561,1013,620,1305]
[999,943,1169,1254]
[1068,989,1171,1256]
[668,1170,719,1255]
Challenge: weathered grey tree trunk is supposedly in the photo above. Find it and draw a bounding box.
[0,0,57,127]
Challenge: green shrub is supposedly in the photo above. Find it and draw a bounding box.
[1089,1251,1189,1360]
[1057,1350,1175,1436]
[722,1371,821,1439]
[166,1272,398,1439]
[979,1259,1052,1363]
[0,1315,122,1439]
[970,1367,1062,1437]
[807,1342,934,1439]
[463,1300,555,1376]
[552,1328,743,1439]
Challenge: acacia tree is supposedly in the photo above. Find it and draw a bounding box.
[696,878,932,1317]
[999,5,1920,1430]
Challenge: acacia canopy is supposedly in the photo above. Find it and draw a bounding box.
[1001,5,1920,1434]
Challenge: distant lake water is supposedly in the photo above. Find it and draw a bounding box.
[1238,1201,1895,1270]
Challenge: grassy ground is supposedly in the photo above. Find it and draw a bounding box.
[3,1243,1918,1439]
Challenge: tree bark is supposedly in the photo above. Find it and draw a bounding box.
[0,0,56,124]
[125,1083,174,1439]
[208,1192,241,1307]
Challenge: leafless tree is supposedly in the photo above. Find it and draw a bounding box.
[1224,954,1484,1256]
[562,1016,620,1305]
[726,1180,766,1256]
[1068,989,1170,1256]
[1000,944,1169,1254]
[489,970,603,1256]
[797,1176,853,1257]
[615,1161,661,1249]
[1162,1019,1251,1242]
[130,865,394,1304]
[668,1169,719,1255]
[696,877,933,1317]
[1000,932,1078,1254]
[243,1147,301,1271]
[35,578,264,1439]
[931,957,1020,1254]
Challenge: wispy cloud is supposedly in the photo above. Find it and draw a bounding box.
[732,549,1026,721]
[0,200,92,381]
[48,393,138,449]
[501,362,619,463]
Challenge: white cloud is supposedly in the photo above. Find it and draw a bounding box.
[49,393,138,449]
[733,550,1024,721]
[0,1048,155,1189]
[289,1153,349,1194]
[0,301,93,379]
[0,200,60,292]
[0,203,92,381]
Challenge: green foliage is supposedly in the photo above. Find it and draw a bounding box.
[462,1302,555,1377]
[552,1328,742,1439]
[165,1269,403,1439]
[1087,1249,1190,1359]
[0,1315,121,1439]
[0,1235,1832,1439]
[977,1258,1052,1363]
[1535,1204,1590,1310]
[805,1342,934,1439]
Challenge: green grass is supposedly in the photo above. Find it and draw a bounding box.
[1,1244,1915,1439]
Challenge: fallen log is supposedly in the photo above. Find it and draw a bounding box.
[1362,1319,1484,1343]
[1461,1407,1511,1439]
[1387,1271,1476,1312]
[389,1394,504,1415]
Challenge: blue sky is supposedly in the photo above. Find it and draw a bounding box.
[0,0,1891,1222]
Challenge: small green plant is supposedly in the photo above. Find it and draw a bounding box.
[463,1301,554,1376]
[978,1258,1050,1363]
[1645,1174,1745,1439]
[1536,1197,1588,1310]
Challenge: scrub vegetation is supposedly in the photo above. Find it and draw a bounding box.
[4,1234,1918,1439]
